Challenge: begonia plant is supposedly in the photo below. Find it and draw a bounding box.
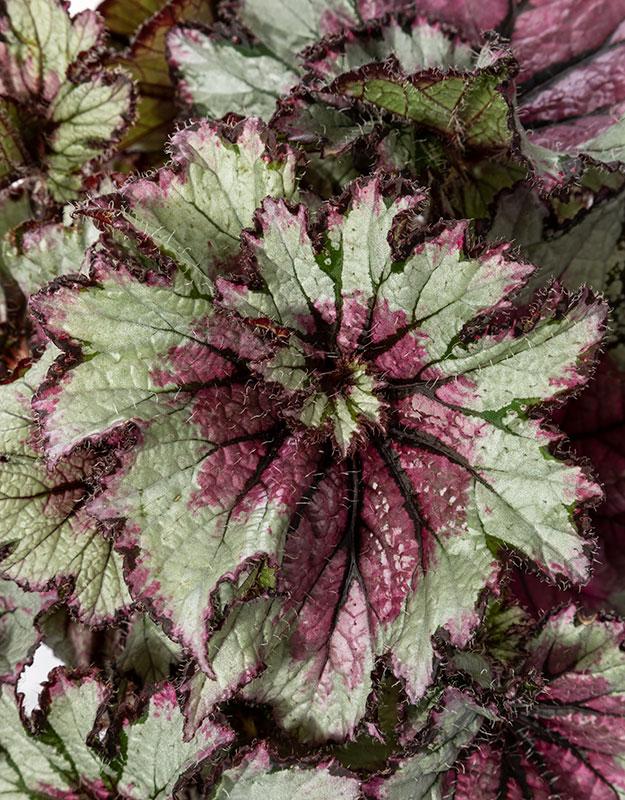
[2,0,625,797]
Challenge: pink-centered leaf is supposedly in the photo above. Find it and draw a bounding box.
[444,606,625,799]
[32,168,605,742]
[0,0,136,202]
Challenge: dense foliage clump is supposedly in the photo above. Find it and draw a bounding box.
[2,0,625,797]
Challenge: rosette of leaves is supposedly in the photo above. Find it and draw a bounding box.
[0,670,233,798]
[374,605,625,799]
[0,0,136,205]
[169,0,625,202]
[314,0,625,185]
[24,112,607,745]
[169,2,524,211]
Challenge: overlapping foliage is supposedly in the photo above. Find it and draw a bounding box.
[2,0,625,796]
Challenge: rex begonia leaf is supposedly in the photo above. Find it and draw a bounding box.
[0,579,55,685]
[0,0,136,203]
[168,7,523,213]
[118,683,233,799]
[94,117,297,290]
[114,0,213,154]
[1,215,98,300]
[170,10,514,154]
[320,23,512,150]
[0,347,132,624]
[208,742,362,800]
[234,0,363,66]
[33,171,605,742]
[445,606,625,799]
[390,2,625,178]
[0,670,113,797]
[182,595,276,737]
[167,0,417,123]
[489,187,625,363]
[0,0,102,104]
[0,672,232,799]
[509,357,625,621]
[168,26,300,123]
[365,688,495,800]
[275,15,493,144]
[489,184,625,363]
[45,72,135,202]
[117,613,183,684]
[306,15,474,79]
[511,2,625,161]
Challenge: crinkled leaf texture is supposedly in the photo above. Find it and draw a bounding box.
[168,0,625,188]
[420,1,625,179]
[444,606,625,799]
[323,25,515,152]
[30,108,606,743]
[169,7,516,166]
[209,742,361,799]
[168,0,402,122]
[0,671,232,799]
[0,346,132,624]
[0,0,135,201]
[1,214,99,300]
[167,6,526,217]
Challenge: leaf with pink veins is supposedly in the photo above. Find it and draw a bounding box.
[33,172,605,742]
